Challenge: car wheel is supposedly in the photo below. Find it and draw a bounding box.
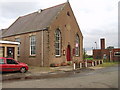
[20,67,26,73]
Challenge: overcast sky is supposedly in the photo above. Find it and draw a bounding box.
[0,0,119,55]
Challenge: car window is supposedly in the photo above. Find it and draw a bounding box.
[6,59,18,64]
[0,59,5,64]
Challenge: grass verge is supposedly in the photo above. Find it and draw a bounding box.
[97,62,119,67]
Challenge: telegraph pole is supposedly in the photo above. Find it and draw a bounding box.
[95,42,97,49]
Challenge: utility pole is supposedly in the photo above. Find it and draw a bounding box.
[95,42,97,49]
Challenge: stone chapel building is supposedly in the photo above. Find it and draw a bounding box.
[1,2,83,66]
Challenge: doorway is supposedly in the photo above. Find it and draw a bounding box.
[66,45,71,61]
[7,47,15,59]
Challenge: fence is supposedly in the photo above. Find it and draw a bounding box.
[73,60,103,70]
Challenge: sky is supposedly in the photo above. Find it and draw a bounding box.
[0,0,119,55]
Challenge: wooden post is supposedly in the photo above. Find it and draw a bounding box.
[80,63,82,68]
[94,61,96,66]
[92,61,94,66]
[95,61,97,66]
[85,62,87,67]
[98,60,100,65]
[101,60,103,64]
[73,63,76,70]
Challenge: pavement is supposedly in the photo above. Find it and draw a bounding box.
[1,66,76,81]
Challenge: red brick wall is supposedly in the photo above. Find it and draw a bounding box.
[111,49,120,61]
[93,48,120,61]
[93,49,102,59]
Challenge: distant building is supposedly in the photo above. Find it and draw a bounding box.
[93,38,120,62]
[1,2,83,66]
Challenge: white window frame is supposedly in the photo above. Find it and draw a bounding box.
[30,35,36,55]
[55,29,61,56]
[15,38,20,56]
[114,52,120,56]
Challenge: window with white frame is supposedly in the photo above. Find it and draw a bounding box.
[75,34,80,56]
[30,35,36,55]
[114,52,120,56]
[15,38,20,55]
[55,29,61,56]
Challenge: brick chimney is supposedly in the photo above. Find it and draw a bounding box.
[101,38,105,49]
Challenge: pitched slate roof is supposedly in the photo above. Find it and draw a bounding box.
[2,3,66,37]
[0,29,7,38]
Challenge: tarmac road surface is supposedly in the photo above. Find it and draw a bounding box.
[2,65,119,88]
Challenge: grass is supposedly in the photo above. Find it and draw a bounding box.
[97,62,119,67]
[85,58,93,60]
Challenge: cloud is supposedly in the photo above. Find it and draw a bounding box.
[70,0,118,52]
[0,2,42,29]
[0,2,41,18]
[0,0,66,29]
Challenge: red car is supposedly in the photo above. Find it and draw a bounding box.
[0,57,28,73]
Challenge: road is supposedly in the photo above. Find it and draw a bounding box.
[2,65,118,88]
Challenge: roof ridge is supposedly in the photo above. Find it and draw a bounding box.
[20,2,66,18]
[43,2,66,11]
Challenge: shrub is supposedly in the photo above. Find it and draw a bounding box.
[61,62,67,66]
[50,63,59,67]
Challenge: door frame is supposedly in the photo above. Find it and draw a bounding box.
[7,47,15,59]
[66,45,71,61]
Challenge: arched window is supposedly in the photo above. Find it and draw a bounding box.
[55,29,61,56]
[75,34,80,56]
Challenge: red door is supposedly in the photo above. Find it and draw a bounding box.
[66,45,71,61]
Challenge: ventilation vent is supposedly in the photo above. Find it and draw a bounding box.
[38,9,43,13]
[67,11,70,16]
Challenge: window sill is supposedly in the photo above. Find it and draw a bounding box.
[29,55,36,57]
[75,55,80,57]
[55,55,61,57]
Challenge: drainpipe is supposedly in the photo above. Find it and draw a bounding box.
[109,51,112,62]
[41,29,44,67]
[41,28,48,67]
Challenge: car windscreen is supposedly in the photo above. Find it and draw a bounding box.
[0,59,5,64]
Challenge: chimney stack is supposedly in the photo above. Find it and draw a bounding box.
[101,38,105,49]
